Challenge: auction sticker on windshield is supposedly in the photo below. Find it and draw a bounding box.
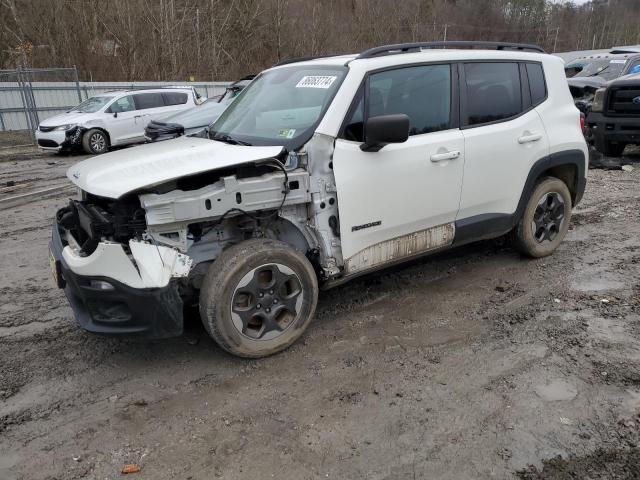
[277,128,296,139]
[296,76,337,89]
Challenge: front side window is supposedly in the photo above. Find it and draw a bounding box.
[464,62,522,126]
[107,95,135,113]
[72,96,114,113]
[209,66,346,148]
[342,64,451,142]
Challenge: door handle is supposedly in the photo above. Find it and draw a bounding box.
[430,150,461,162]
[518,132,543,144]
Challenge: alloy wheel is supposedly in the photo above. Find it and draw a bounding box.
[230,263,303,340]
[90,132,106,152]
[531,191,565,243]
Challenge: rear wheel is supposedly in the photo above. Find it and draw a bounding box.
[199,239,318,358]
[510,177,572,258]
[82,128,109,154]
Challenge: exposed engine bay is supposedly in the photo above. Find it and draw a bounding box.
[56,134,343,302]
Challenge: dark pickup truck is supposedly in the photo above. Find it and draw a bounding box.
[566,51,640,114]
[587,73,640,157]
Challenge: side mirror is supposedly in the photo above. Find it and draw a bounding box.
[360,114,410,152]
[113,112,118,118]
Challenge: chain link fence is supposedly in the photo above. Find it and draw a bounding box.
[0,66,229,147]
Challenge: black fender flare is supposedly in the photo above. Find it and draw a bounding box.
[514,149,587,222]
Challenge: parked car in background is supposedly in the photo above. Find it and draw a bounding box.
[587,72,640,157]
[566,51,640,114]
[35,87,203,154]
[144,76,254,142]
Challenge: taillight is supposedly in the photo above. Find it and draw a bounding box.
[580,113,585,133]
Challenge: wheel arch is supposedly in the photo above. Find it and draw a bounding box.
[515,149,586,222]
[264,216,315,257]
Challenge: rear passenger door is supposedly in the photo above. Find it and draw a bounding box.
[333,64,465,274]
[457,62,549,224]
[132,93,167,134]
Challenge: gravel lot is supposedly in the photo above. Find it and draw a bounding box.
[1,147,640,480]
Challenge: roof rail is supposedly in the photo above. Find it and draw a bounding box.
[272,55,335,67]
[356,41,546,59]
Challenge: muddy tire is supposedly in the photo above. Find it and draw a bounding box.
[199,239,318,358]
[82,128,109,154]
[510,177,572,258]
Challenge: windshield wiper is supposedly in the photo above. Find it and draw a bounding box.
[213,133,252,146]
[587,66,610,77]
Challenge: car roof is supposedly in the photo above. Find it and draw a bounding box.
[270,49,548,71]
[103,87,194,94]
[569,52,640,62]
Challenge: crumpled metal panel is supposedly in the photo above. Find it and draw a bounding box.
[345,223,455,274]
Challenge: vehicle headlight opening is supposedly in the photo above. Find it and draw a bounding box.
[591,88,607,113]
[53,124,78,131]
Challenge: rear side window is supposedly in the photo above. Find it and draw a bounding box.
[134,93,165,110]
[526,63,547,106]
[162,92,188,106]
[464,62,522,126]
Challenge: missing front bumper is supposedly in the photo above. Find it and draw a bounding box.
[51,209,191,339]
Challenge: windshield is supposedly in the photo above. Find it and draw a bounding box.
[565,58,627,80]
[209,66,346,148]
[217,86,245,104]
[161,99,228,128]
[70,96,114,113]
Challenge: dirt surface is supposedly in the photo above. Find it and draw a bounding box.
[1,147,640,480]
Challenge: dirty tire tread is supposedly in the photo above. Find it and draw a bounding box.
[510,176,572,258]
[199,239,318,358]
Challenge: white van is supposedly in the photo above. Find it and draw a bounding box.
[36,87,202,154]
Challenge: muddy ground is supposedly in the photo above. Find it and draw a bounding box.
[1,146,640,480]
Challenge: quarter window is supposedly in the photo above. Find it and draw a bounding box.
[526,63,547,106]
[464,62,522,126]
[134,93,165,110]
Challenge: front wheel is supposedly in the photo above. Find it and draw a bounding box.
[199,239,318,358]
[82,128,109,154]
[510,177,572,258]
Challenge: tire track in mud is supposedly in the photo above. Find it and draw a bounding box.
[1,155,640,479]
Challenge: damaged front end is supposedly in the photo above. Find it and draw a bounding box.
[50,194,192,338]
[568,78,606,114]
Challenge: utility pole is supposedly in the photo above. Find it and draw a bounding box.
[443,24,448,42]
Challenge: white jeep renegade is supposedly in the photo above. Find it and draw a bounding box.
[50,42,587,357]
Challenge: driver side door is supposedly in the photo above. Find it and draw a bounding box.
[104,95,138,145]
[332,63,465,275]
